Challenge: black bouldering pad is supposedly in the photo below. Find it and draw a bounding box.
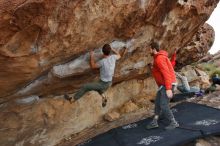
[171,92,195,102]
[78,102,220,146]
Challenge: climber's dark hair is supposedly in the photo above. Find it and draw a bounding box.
[102,44,111,55]
[150,42,160,52]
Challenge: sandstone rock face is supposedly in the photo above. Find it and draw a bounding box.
[120,100,139,113]
[195,137,220,146]
[0,0,218,102]
[199,51,220,67]
[0,78,154,146]
[179,65,211,89]
[177,23,215,67]
[0,0,219,146]
[211,51,220,65]
[104,111,120,122]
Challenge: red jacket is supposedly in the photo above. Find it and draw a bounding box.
[152,50,176,90]
[170,52,176,68]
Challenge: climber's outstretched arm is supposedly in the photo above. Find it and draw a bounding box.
[111,48,121,59]
[90,51,99,69]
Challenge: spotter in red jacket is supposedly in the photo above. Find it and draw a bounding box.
[152,50,176,90]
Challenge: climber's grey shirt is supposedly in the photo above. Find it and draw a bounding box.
[97,55,120,82]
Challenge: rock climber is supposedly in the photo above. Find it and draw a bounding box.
[65,44,121,107]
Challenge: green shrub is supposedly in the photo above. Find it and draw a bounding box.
[210,69,220,78]
[198,63,220,77]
